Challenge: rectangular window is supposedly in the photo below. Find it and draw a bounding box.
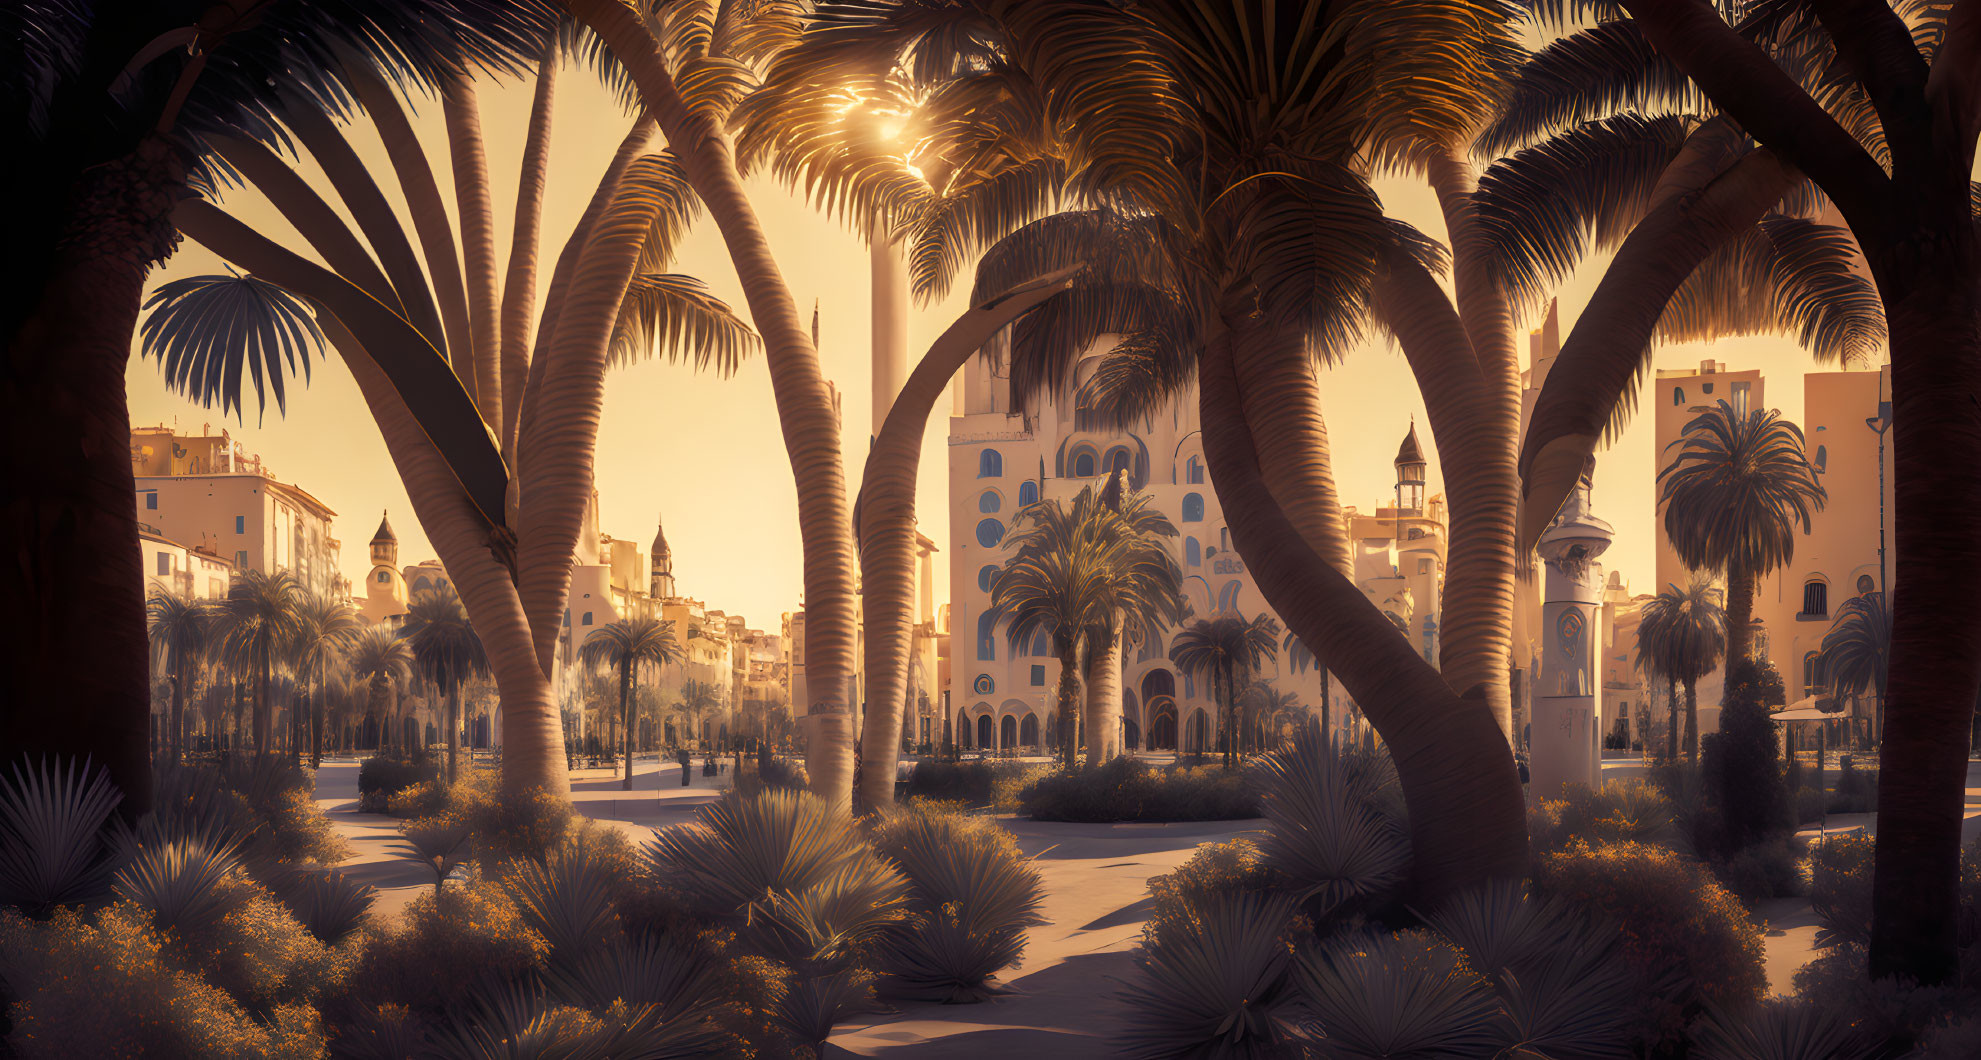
[156,553,171,576]
[235,515,245,534]
[1731,380,1751,415]
[582,611,593,625]
[1031,665,1046,687]
[145,493,157,510]
[235,550,247,568]
[1801,581,1829,617]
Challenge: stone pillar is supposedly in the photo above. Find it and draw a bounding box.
[871,238,910,438]
[1531,462,1612,798]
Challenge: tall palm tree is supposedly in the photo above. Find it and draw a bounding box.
[676,678,724,753]
[1658,399,1826,666]
[345,626,413,754]
[1822,590,1891,749]
[211,570,307,755]
[992,489,1186,771]
[1081,473,1184,765]
[1239,684,1303,753]
[1634,582,1727,762]
[0,0,556,818]
[291,593,361,768]
[403,587,492,783]
[579,616,682,791]
[1609,0,1981,988]
[1281,630,1334,745]
[145,589,213,764]
[1169,613,1281,770]
[140,48,754,800]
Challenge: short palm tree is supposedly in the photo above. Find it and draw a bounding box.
[1659,399,1826,666]
[675,679,725,753]
[291,594,361,768]
[212,570,307,755]
[1240,684,1304,754]
[992,489,1185,770]
[1822,591,1891,747]
[1635,582,1727,761]
[1282,630,1333,744]
[579,617,682,790]
[344,627,413,753]
[146,590,214,763]
[404,587,492,783]
[1169,614,1282,770]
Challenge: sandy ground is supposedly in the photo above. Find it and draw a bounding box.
[311,756,1981,1056]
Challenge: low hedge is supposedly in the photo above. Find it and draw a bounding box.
[904,759,1044,809]
[1017,757,1258,822]
[356,755,439,813]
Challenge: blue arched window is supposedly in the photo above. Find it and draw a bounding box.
[977,565,998,593]
[1217,581,1241,612]
[1185,537,1201,567]
[1183,671,1195,698]
[1018,480,1039,506]
[979,490,1002,513]
[1032,630,1050,657]
[1672,387,1685,405]
[1103,447,1132,478]
[1182,493,1205,522]
[1072,447,1097,478]
[1814,445,1828,472]
[1186,455,1205,484]
[975,519,1005,548]
[978,448,1003,478]
[977,612,996,660]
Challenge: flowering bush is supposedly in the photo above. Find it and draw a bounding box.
[1018,756,1258,821]
[1144,839,1289,950]
[349,880,549,1015]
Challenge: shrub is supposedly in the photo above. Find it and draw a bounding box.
[1295,929,1500,1059]
[1828,760,1879,814]
[1533,840,1765,1044]
[1018,756,1259,822]
[1143,839,1287,950]
[161,881,350,1011]
[1712,835,1807,904]
[906,759,1027,806]
[1529,779,1675,856]
[1702,657,1789,856]
[356,753,438,813]
[1793,785,1828,824]
[349,880,549,1015]
[1117,889,1306,1058]
[0,908,326,1059]
[152,758,348,870]
[1252,733,1407,925]
[866,802,1046,1001]
[0,756,122,914]
[755,754,808,793]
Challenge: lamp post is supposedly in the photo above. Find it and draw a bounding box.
[1864,399,1891,747]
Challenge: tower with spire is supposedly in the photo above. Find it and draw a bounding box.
[361,510,410,623]
[650,515,675,601]
[1394,420,1427,515]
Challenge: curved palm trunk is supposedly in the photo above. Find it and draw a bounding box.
[441,72,502,427]
[1684,679,1699,761]
[1230,330,1352,577]
[560,3,862,805]
[500,48,558,461]
[1084,623,1122,765]
[853,269,1081,805]
[1,141,182,814]
[1198,332,1527,897]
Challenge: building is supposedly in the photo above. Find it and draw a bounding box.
[1599,573,1655,751]
[139,528,235,600]
[944,339,1438,752]
[131,424,345,600]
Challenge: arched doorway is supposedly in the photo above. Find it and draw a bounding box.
[1000,714,1018,749]
[1186,709,1209,753]
[977,714,994,748]
[958,709,972,747]
[1148,698,1177,750]
[1123,717,1141,750]
[1020,713,1039,747]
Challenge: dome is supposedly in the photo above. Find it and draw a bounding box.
[371,510,397,545]
[1395,422,1425,467]
[650,516,671,559]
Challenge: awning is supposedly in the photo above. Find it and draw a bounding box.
[1771,707,1840,722]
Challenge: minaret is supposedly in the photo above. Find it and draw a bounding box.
[1394,421,1427,514]
[362,511,408,623]
[369,510,398,567]
[871,238,910,440]
[650,515,675,600]
[1531,458,1613,796]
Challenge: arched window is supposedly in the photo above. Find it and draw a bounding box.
[1103,447,1132,479]
[1217,581,1241,612]
[376,570,389,583]
[1018,480,1039,506]
[1182,493,1205,522]
[978,448,1003,478]
[1804,651,1826,690]
[1071,447,1097,478]
[1185,537,1201,567]
[1183,670,1196,698]
[1813,445,1828,472]
[1186,455,1205,484]
[976,612,996,660]
[1020,713,1039,745]
[977,565,998,593]
[1000,715,1018,748]
[1856,574,1876,595]
[1673,387,1685,405]
[582,611,593,626]
[1032,629,1050,657]
[978,490,1001,513]
[1801,579,1829,617]
[975,519,1005,548]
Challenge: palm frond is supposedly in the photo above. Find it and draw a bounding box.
[609,272,758,374]
[1294,930,1501,1059]
[112,836,247,933]
[1659,400,1828,578]
[506,846,623,962]
[1115,889,1305,1059]
[422,981,612,1060]
[867,806,1046,1001]
[1689,998,1871,1060]
[1654,215,1884,366]
[139,272,327,425]
[275,868,377,943]
[1634,580,1728,687]
[1251,729,1408,916]
[0,756,122,913]
[1479,20,1698,153]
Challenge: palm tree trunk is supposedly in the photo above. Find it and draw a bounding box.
[1,139,183,815]
[1055,643,1082,770]
[499,47,558,462]
[566,0,857,807]
[853,268,1082,805]
[1198,331,1527,897]
[622,661,636,792]
[169,674,185,765]
[447,681,461,783]
[255,639,273,755]
[1725,564,1757,666]
[1229,327,1353,578]
[312,677,324,769]
[440,70,501,429]
[1684,679,1699,761]
[1667,682,1680,761]
[1084,623,1122,766]
[1319,666,1331,746]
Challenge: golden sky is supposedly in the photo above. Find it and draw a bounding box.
[125,61,1872,625]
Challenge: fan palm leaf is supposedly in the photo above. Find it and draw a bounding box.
[1294,930,1501,1060]
[1116,889,1306,1060]
[1821,590,1891,707]
[1252,729,1409,917]
[0,757,122,913]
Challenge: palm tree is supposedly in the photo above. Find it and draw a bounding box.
[1169,614,1282,770]
[1822,591,1891,749]
[291,593,361,768]
[580,617,682,791]
[1,0,557,817]
[403,587,492,783]
[140,47,754,800]
[1611,0,1981,989]
[345,627,413,754]
[676,679,725,754]
[992,489,1185,771]
[1634,582,1727,762]
[145,590,213,763]
[1658,399,1826,666]
[211,570,307,755]
[1240,684,1304,753]
[1282,630,1334,745]
[1082,473,1185,765]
